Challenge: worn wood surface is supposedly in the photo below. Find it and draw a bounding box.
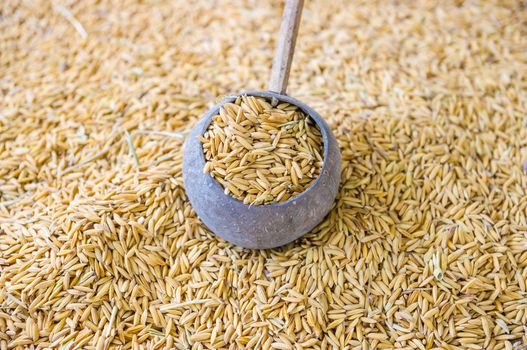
[268,0,304,96]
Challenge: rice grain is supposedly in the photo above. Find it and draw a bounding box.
[1,0,526,349]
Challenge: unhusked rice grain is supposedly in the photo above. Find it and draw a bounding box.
[200,95,324,205]
[1,0,527,349]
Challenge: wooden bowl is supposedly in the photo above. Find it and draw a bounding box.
[182,90,341,249]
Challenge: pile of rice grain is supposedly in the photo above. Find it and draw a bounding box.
[200,95,324,205]
[1,0,527,349]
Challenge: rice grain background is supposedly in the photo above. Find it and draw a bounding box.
[1,0,526,349]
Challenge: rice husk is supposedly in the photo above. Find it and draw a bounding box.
[200,95,324,205]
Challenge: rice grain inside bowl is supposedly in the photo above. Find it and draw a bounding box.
[199,95,324,205]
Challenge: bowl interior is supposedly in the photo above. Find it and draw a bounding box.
[196,90,332,208]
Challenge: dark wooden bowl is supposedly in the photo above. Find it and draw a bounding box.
[182,90,341,249]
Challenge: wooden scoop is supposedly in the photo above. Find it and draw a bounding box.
[182,0,341,249]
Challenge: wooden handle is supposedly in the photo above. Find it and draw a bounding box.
[268,0,304,95]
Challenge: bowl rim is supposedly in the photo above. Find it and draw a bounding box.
[195,90,332,209]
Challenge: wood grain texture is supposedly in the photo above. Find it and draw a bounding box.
[268,0,305,95]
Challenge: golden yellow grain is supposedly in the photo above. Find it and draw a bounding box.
[1,0,526,349]
[201,96,324,205]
